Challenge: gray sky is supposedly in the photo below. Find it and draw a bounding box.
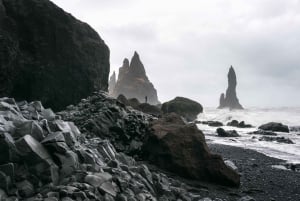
[52,0,300,107]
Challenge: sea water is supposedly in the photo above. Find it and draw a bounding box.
[197,107,300,164]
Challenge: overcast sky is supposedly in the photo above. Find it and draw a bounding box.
[52,0,300,107]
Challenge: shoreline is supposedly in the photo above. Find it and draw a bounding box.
[206,143,300,201]
[146,143,300,201]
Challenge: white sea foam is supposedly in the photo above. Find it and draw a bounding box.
[197,107,300,164]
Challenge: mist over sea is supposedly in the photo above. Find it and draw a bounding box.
[197,107,300,164]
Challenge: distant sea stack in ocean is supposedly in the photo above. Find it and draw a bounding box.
[108,71,116,94]
[0,0,110,111]
[218,66,243,109]
[110,51,160,105]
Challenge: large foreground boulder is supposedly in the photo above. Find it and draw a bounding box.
[258,122,289,133]
[161,97,203,121]
[0,0,110,111]
[143,113,240,187]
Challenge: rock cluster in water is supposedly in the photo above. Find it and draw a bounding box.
[110,52,160,105]
[0,0,109,111]
[218,66,243,110]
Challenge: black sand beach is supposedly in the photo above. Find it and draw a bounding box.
[204,144,300,201]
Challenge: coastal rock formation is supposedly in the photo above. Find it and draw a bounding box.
[108,71,116,94]
[117,94,162,116]
[258,122,289,133]
[218,66,243,110]
[161,97,203,121]
[0,0,109,111]
[216,128,240,137]
[61,92,240,187]
[1,97,217,200]
[111,52,160,105]
[143,113,240,187]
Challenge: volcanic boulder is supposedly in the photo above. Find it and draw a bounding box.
[0,0,109,111]
[161,97,203,121]
[258,122,289,133]
[143,113,240,187]
[111,52,160,105]
[218,66,243,110]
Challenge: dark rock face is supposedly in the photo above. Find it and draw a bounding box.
[258,122,289,133]
[0,0,110,111]
[218,66,243,110]
[161,97,203,121]
[108,71,116,95]
[111,52,160,105]
[143,113,240,187]
[216,128,240,137]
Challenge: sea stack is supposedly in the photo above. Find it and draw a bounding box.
[218,66,243,109]
[111,51,160,105]
[108,71,116,94]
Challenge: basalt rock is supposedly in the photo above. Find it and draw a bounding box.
[218,66,243,110]
[111,52,160,105]
[258,122,289,133]
[143,113,240,187]
[0,0,110,111]
[1,96,221,200]
[216,128,240,137]
[161,97,203,121]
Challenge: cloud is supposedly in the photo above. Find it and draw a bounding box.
[51,0,300,107]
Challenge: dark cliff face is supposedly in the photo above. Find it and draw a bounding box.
[111,52,160,105]
[0,0,110,111]
[218,66,243,109]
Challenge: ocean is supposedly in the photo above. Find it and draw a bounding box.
[197,107,300,164]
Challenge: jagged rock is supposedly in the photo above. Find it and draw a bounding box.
[161,97,203,121]
[111,52,160,105]
[117,94,161,116]
[143,113,240,187]
[227,120,252,128]
[216,128,240,137]
[108,71,117,95]
[15,135,59,184]
[0,0,109,111]
[258,122,289,133]
[16,180,35,198]
[218,66,243,110]
[237,196,256,201]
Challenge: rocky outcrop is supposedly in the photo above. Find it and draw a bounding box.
[1,96,229,200]
[227,120,253,128]
[218,66,243,110]
[117,94,162,117]
[161,97,203,121]
[143,113,240,187]
[108,71,116,94]
[111,52,160,105]
[0,0,110,111]
[216,128,240,137]
[258,122,289,133]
